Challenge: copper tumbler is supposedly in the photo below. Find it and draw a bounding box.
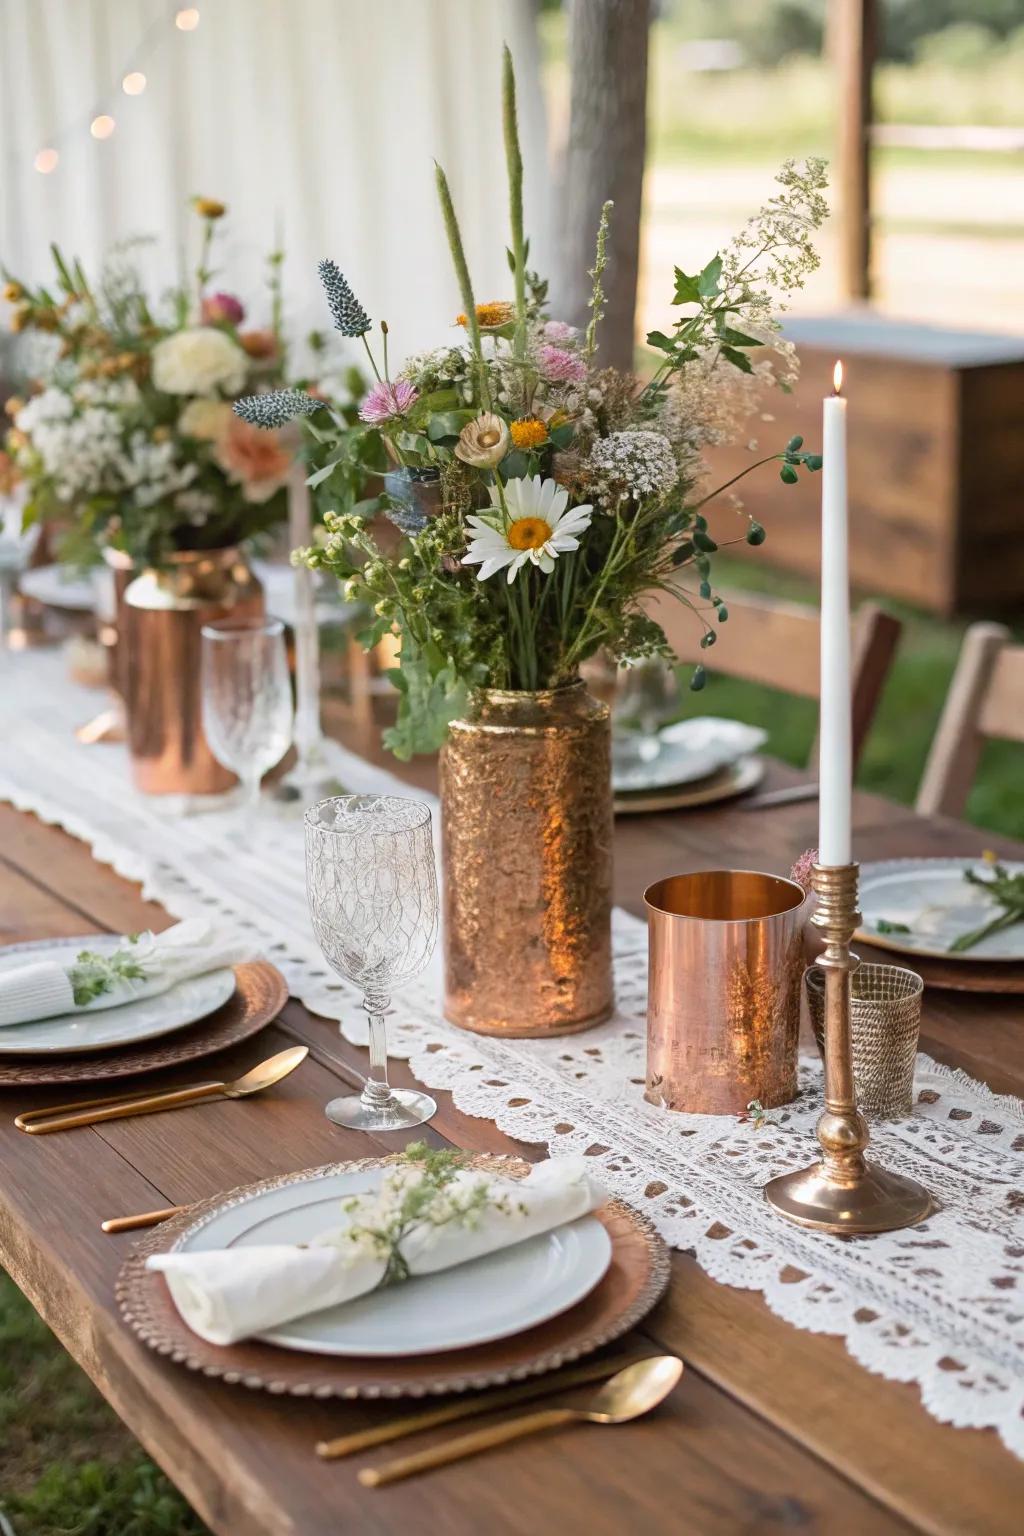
[645,870,808,1114]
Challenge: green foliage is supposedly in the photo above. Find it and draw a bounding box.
[68,940,146,1006]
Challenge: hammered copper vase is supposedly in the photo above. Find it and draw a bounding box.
[645,870,808,1114]
[441,683,614,1037]
[122,547,264,795]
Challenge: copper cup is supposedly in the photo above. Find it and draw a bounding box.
[644,870,808,1114]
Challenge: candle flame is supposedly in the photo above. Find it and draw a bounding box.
[833,360,844,395]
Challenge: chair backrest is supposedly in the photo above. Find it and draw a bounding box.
[643,588,902,771]
[916,622,1024,817]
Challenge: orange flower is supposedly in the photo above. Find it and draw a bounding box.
[455,301,514,331]
[510,416,548,451]
[193,196,226,219]
[213,415,291,504]
[238,328,277,360]
[0,449,20,495]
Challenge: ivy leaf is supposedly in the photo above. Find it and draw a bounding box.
[698,254,723,297]
[382,641,468,760]
[672,267,702,305]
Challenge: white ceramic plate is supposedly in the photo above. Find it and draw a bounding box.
[612,717,766,794]
[614,756,765,815]
[0,936,236,1055]
[174,1166,612,1357]
[858,858,1024,963]
[19,563,98,611]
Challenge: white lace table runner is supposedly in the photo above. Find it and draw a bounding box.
[3,649,1024,1457]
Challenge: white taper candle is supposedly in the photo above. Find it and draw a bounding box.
[818,361,852,866]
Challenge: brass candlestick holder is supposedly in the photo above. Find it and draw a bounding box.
[764,863,933,1234]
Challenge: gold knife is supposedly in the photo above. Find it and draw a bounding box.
[315,1352,653,1459]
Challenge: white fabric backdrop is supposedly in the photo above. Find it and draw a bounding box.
[0,0,552,360]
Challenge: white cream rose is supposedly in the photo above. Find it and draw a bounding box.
[151,327,248,397]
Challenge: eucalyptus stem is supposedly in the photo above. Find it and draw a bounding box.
[502,45,527,363]
[435,162,491,410]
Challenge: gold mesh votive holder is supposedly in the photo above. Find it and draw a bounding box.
[806,962,922,1120]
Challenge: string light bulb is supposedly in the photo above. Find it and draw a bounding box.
[122,71,147,95]
[175,7,200,29]
[34,148,59,174]
[90,114,116,140]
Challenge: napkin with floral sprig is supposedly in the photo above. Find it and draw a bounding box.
[0,919,254,1028]
[147,1146,607,1346]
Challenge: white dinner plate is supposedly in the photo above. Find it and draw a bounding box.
[614,755,764,815]
[19,563,99,611]
[173,1166,613,1357]
[612,717,766,794]
[0,935,236,1054]
[858,858,1024,963]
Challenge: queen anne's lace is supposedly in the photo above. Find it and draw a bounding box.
[3,651,1024,1458]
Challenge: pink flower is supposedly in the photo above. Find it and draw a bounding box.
[359,378,418,424]
[790,848,819,894]
[538,343,587,384]
[543,320,577,344]
[201,291,245,326]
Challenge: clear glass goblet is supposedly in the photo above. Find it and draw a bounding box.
[304,794,438,1131]
[201,617,294,814]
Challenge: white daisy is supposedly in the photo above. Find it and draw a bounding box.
[461,475,592,584]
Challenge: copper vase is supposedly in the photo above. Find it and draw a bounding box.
[122,547,264,795]
[645,870,808,1114]
[441,683,614,1037]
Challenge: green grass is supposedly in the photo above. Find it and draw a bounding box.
[669,554,1024,841]
[0,1270,206,1536]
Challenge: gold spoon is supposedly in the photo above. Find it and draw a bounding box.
[15,1045,308,1136]
[358,1355,684,1486]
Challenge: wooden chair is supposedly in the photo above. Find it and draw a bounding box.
[916,622,1024,817]
[643,589,902,771]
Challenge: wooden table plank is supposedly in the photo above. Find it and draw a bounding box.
[2,767,1023,1534]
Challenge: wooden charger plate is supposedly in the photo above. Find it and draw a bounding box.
[0,960,287,1086]
[852,937,1024,995]
[117,1154,671,1399]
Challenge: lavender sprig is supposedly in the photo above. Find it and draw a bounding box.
[318,258,371,337]
[233,390,326,430]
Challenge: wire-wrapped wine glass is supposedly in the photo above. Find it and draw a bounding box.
[304,795,438,1130]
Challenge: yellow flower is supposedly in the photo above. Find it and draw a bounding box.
[454,412,510,469]
[510,416,548,451]
[455,301,514,331]
[193,196,226,220]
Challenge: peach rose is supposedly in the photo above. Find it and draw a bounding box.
[213,415,291,503]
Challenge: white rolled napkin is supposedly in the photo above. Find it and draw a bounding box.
[147,1156,607,1346]
[0,918,255,1029]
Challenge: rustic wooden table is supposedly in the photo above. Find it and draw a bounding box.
[2,740,1023,1536]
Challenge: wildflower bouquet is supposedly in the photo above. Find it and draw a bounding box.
[3,200,298,569]
[238,50,827,759]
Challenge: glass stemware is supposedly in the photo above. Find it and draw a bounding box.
[201,616,294,814]
[304,795,439,1130]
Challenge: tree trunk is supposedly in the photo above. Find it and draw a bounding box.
[557,0,651,372]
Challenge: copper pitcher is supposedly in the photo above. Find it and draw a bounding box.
[645,870,808,1114]
[441,683,614,1037]
[122,547,264,795]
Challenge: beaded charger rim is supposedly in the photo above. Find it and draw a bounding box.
[116,1154,671,1399]
[0,952,287,1085]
